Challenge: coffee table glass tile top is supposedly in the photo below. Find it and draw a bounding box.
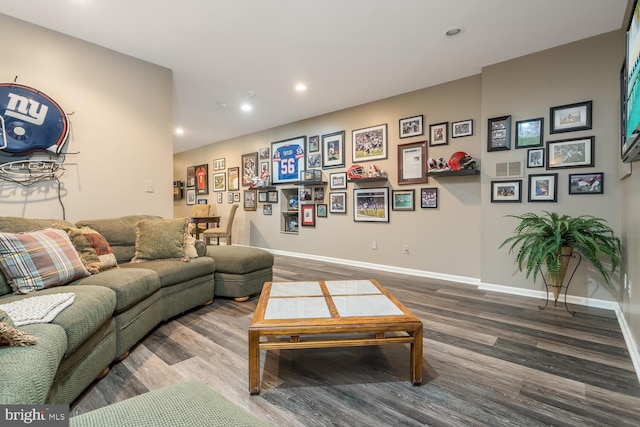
[248,279,423,395]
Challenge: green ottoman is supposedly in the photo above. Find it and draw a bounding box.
[206,246,273,301]
[70,381,271,427]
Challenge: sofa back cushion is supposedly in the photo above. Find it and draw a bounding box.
[0,217,76,296]
[75,215,162,263]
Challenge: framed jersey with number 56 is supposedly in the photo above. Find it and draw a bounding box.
[271,136,306,184]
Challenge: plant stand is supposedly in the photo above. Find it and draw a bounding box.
[538,251,582,316]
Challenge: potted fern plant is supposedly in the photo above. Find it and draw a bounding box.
[499,211,621,300]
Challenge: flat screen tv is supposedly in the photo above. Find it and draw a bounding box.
[623,0,640,162]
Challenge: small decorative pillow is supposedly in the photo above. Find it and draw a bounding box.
[0,308,37,346]
[131,218,189,263]
[0,228,90,294]
[185,235,198,259]
[53,224,118,274]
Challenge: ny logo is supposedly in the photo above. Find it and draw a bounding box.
[4,93,49,125]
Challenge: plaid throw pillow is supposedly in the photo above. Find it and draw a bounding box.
[0,228,90,294]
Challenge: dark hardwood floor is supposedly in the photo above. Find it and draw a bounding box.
[71,254,640,426]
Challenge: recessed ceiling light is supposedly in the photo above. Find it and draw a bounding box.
[241,104,252,112]
[295,83,307,91]
[444,27,465,37]
[174,128,185,135]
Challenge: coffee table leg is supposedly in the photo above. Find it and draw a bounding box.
[410,323,423,386]
[248,329,261,395]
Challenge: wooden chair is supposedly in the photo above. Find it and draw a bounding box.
[202,204,238,245]
[189,204,211,237]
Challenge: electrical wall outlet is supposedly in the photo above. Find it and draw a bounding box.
[145,180,154,193]
[371,241,377,250]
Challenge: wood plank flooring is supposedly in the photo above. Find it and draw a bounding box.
[71,254,640,426]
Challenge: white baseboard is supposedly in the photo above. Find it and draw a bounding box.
[261,247,640,384]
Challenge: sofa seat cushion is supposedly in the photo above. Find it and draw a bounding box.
[0,286,116,357]
[69,381,272,427]
[206,246,273,274]
[119,257,214,288]
[73,268,160,314]
[0,323,67,404]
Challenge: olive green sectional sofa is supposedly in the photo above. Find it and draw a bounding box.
[0,215,217,405]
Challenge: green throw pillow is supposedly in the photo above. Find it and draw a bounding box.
[131,218,189,263]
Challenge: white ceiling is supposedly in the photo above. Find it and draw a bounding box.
[0,0,629,153]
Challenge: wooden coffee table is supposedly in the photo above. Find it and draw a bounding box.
[248,279,423,395]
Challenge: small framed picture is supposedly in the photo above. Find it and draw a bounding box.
[399,115,423,139]
[244,189,257,210]
[329,192,347,214]
[213,172,226,192]
[186,166,196,187]
[197,199,208,205]
[258,191,268,203]
[528,173,558,202]
[263,204,272,215]
[195,164,209,194]
[353,124,387,162]
[313,187,325,203]
[490,180,522,203]
[233,192,241,203]
[550,101,592,134]
[527,148,545,168]
[228,167,240,191]
[301,204,316,226]
[322,131,345,169]
[487,116,511,151]
[397,141,428,185]
[546,136,594,169]
[259,147,270,160]
[186,189,196,205]
[420,188,438,209]
[307,153,321,169]
[299,187,312,202]
[429,122,449,147]
[515,117,544,149]
[217,193,223,204]
[451,119,473,138]
[353,188,389,222]
[308,135,320,152]
[268,190,278,203]
[330,172,347,189]
[213,158,226,171]
[317,204,328,218]
[392,189,415,211]
[227,193,234,204]
[241,152,259,186]
[569,172,603,194]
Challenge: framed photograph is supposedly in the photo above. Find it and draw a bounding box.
[429,122,449,147]
[186,166,196,187]
[301,204,316,226]
[546,136,594,169]
[569,172,603,194]
[516,117,544,149]
[308,135,320,152]
[490,180,522,203]
[259,147,270,160]
[258,190,268,203]
[353,188,389,222]
[227,193,234,204]
[268,190,278,203]
[299,187,312,202]
[452,119,473,138]
[317,204,328,218]
[397,141,428,185]
[550,100,592,134]
[217,193,223,204]
[186,189,196,205]
[352,124,387,162]
[399,115,423,139]
[321,130,345,169]
[234,192,241,203]
[392,189,415,211]
[330,172,347,189]
[243,190,257,210]
[487,116,511,151]
[263,204,272,215]
[213,172,226,192]
[194,164,209,194]
[197,199,208,205]
[527,148,545,168]
[307,152,321,169]
[272,136,306,184]
[241,152,258,186]
[228,167,240,191]
[313,187,325,203]
[259,161,270,182]
[329,192,347,214]
[213,158,226,171]
[528,173,558,202]
[420,188,438,208]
